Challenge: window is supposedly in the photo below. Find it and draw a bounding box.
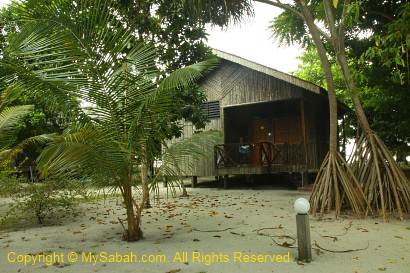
[201,101,220,119]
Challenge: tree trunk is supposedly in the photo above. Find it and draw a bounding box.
[335,50,371,131]
[181,182,189,197]
[120,160,150,241]
[120,159,150,242]
[337,48,410,219]
[299,0,367,217]
[122,182,141,241]
[321,0,410,220]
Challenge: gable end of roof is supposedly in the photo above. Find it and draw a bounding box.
[212,49,322,94]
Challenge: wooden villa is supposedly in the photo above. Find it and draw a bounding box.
[177,49,347,188]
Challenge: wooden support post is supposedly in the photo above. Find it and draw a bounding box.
[223,175,229,189]
[215,176,222,186]
[300,100,308,166]
[296,214,312,262]
[301,172,309,188]
[191,176,197,188]
[246,175,255,184]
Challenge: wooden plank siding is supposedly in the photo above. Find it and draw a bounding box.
[166,118,222,177]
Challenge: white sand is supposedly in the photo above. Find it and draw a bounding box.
[1,187,409,273]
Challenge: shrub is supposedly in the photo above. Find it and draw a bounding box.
[0,177,84,225]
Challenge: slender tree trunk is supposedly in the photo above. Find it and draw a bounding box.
[120,158,150,242]
[298,0,367,217]
[321,0,410,220]
[122,182,141,241]
[300,1,338,154]
[121,166,143,241]
[334,50,371,132]
[121,160,150,242]
[181,181,189,197]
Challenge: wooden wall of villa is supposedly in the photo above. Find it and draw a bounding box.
[174,49,346,179]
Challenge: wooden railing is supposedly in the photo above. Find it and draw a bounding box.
[214,142,318,169]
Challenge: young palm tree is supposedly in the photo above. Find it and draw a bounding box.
[3,0,219,241]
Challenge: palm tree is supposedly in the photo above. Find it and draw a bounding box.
[3,0,219,241]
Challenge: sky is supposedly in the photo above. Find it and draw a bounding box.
[0,0,302,73]
[206,2,302,73]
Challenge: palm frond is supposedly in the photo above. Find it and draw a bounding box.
[127,57,220,152]
[158,57,220,92]
[0,82,26,110]
[36,124,129,179]
[0,105,33,149]
[148,130,222,198]
[160,130,223,177]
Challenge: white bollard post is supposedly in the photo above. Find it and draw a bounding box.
[294,198,312,262]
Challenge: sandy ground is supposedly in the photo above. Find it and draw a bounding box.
[0,185,410,273]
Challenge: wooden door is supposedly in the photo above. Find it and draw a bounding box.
[272,116,302,164]
[273,116,301,144]
[250,119,271,143]
[249,118,271,164]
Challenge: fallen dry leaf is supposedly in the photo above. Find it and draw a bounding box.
[280,242,293,247]
[357,227,368,232]
[208,211,218,216]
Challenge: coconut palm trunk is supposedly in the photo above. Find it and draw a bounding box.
[122,182,140,241]
[108,149,152,242]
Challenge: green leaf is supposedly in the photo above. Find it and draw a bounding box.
[0,105,33,150]
[332,0,339,8]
